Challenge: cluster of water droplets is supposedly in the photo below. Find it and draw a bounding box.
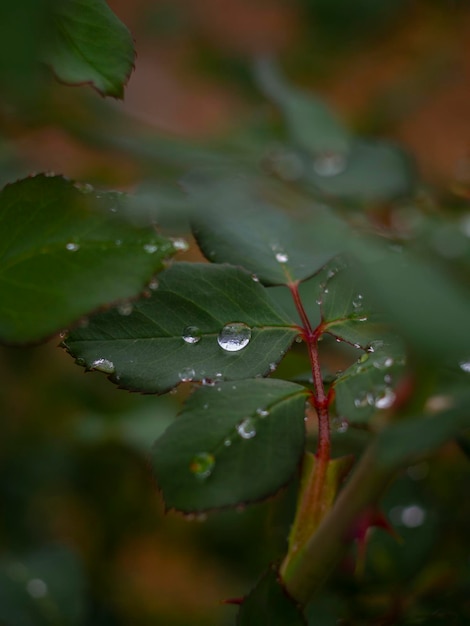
[354,385,396,410]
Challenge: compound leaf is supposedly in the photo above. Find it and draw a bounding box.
[63,263,299,393]
[0,175,175,344]
[44,0,135,97]
[152,379,308,512]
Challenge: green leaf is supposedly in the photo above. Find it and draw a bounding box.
[254,57,350,157]
[44,0,135,97]
[63,263,299,393]
[0,175,175,344]
[352,242,470,360]
[307,139,414,201]
[152,379,308,511]
[191,178,344,286]
[237,567,306,626]
[376,392,470,468]
[0,545,86,625]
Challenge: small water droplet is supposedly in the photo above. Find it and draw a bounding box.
[143,243,158,254]
[91,358,115,374]
[459,360,470,373]
[401,504,427,528]
[373,356,394,370]
[178,367,195,382]
[182,326,201,344]
[268,362,276,372]
[190,452,215,479]
[313,152,347,177]
[224,439,232,447]
[354,391,369,408]
[217,322,251,352]
[117,302,133,316]
[65,242,80,252]
[172,237,189,251]
[256,408,269,418]
[237,418,256,439]
[352,294,363,309]
[148,278,159,290]
[271,243,289,263]
[366,340,384,353]
[372,387,396,409]
[251,274,260,282]
[332,417,349,433]
[26,578,48,599]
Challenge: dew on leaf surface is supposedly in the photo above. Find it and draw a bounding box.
[182,326,201,344]
[143,243,158,254]
[217,322,251,352]
[256,408,269,418]
[459,360,470,373]
[178,367,195,382]
[332,417,349,433]
[190,452,215,479]
[117,302,133,316]
[148,278,159,290]
[237,418,257,439]
[65,242,80,252]
[368,386,396,409]
[172,237,189,251]
[373,356,394,370]
[312,152,347,177]
[91,358,115,374]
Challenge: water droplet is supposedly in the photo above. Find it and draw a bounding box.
[117,302,133,316]
[26,578,48,599]
[459,360,470,373]
[356,315,368,322]
[190,452,215,479]
[143,243,158,254]
[182,326,201,344]
[352,294,363,309]
[354,391,369,408]
[373,356,394,370]
[366,340,384,353]
[65,242,80,252]
[224,439,232,447]
[373,387,396,409]
[91,358,115,374]
[237,418,257,439]
[332,417,349,433]
[271,243,289,263]
[115,239,122,246]
[251,274,260,283]
[217,322,251,352]
[268,362,276,372]
[74,181,94,193]
[178,367,195,382]
[401,504,427,528]
[148,278,159,290]
[312,152,347,177]
[256,408,269,418]
[172,237,189,251]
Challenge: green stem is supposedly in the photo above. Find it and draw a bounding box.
[282,444,395,605]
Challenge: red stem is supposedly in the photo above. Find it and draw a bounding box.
[289,282,330,463]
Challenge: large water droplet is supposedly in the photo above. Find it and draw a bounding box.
[65,242,80,252]
[178,367,195,382]
[190,452,215,479]
[217,322,251,352]
[91,358,115,374]
[182,326,201,344]
[312,152,347,177]
[237,418,257,439]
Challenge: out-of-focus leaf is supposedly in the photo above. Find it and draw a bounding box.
[191,178,344,286]
[152,379,308,512]
[44,0,135,97]
[254,57,350,157]
[0,545,85,626]
[0,175,175,344]
[352,242,470,360]
[307,139,415,201]
[376,393,470,468]
[63,263,299,394]
[237,567,306,626]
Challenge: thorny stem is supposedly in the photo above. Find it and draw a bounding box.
[289,281,330,463]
